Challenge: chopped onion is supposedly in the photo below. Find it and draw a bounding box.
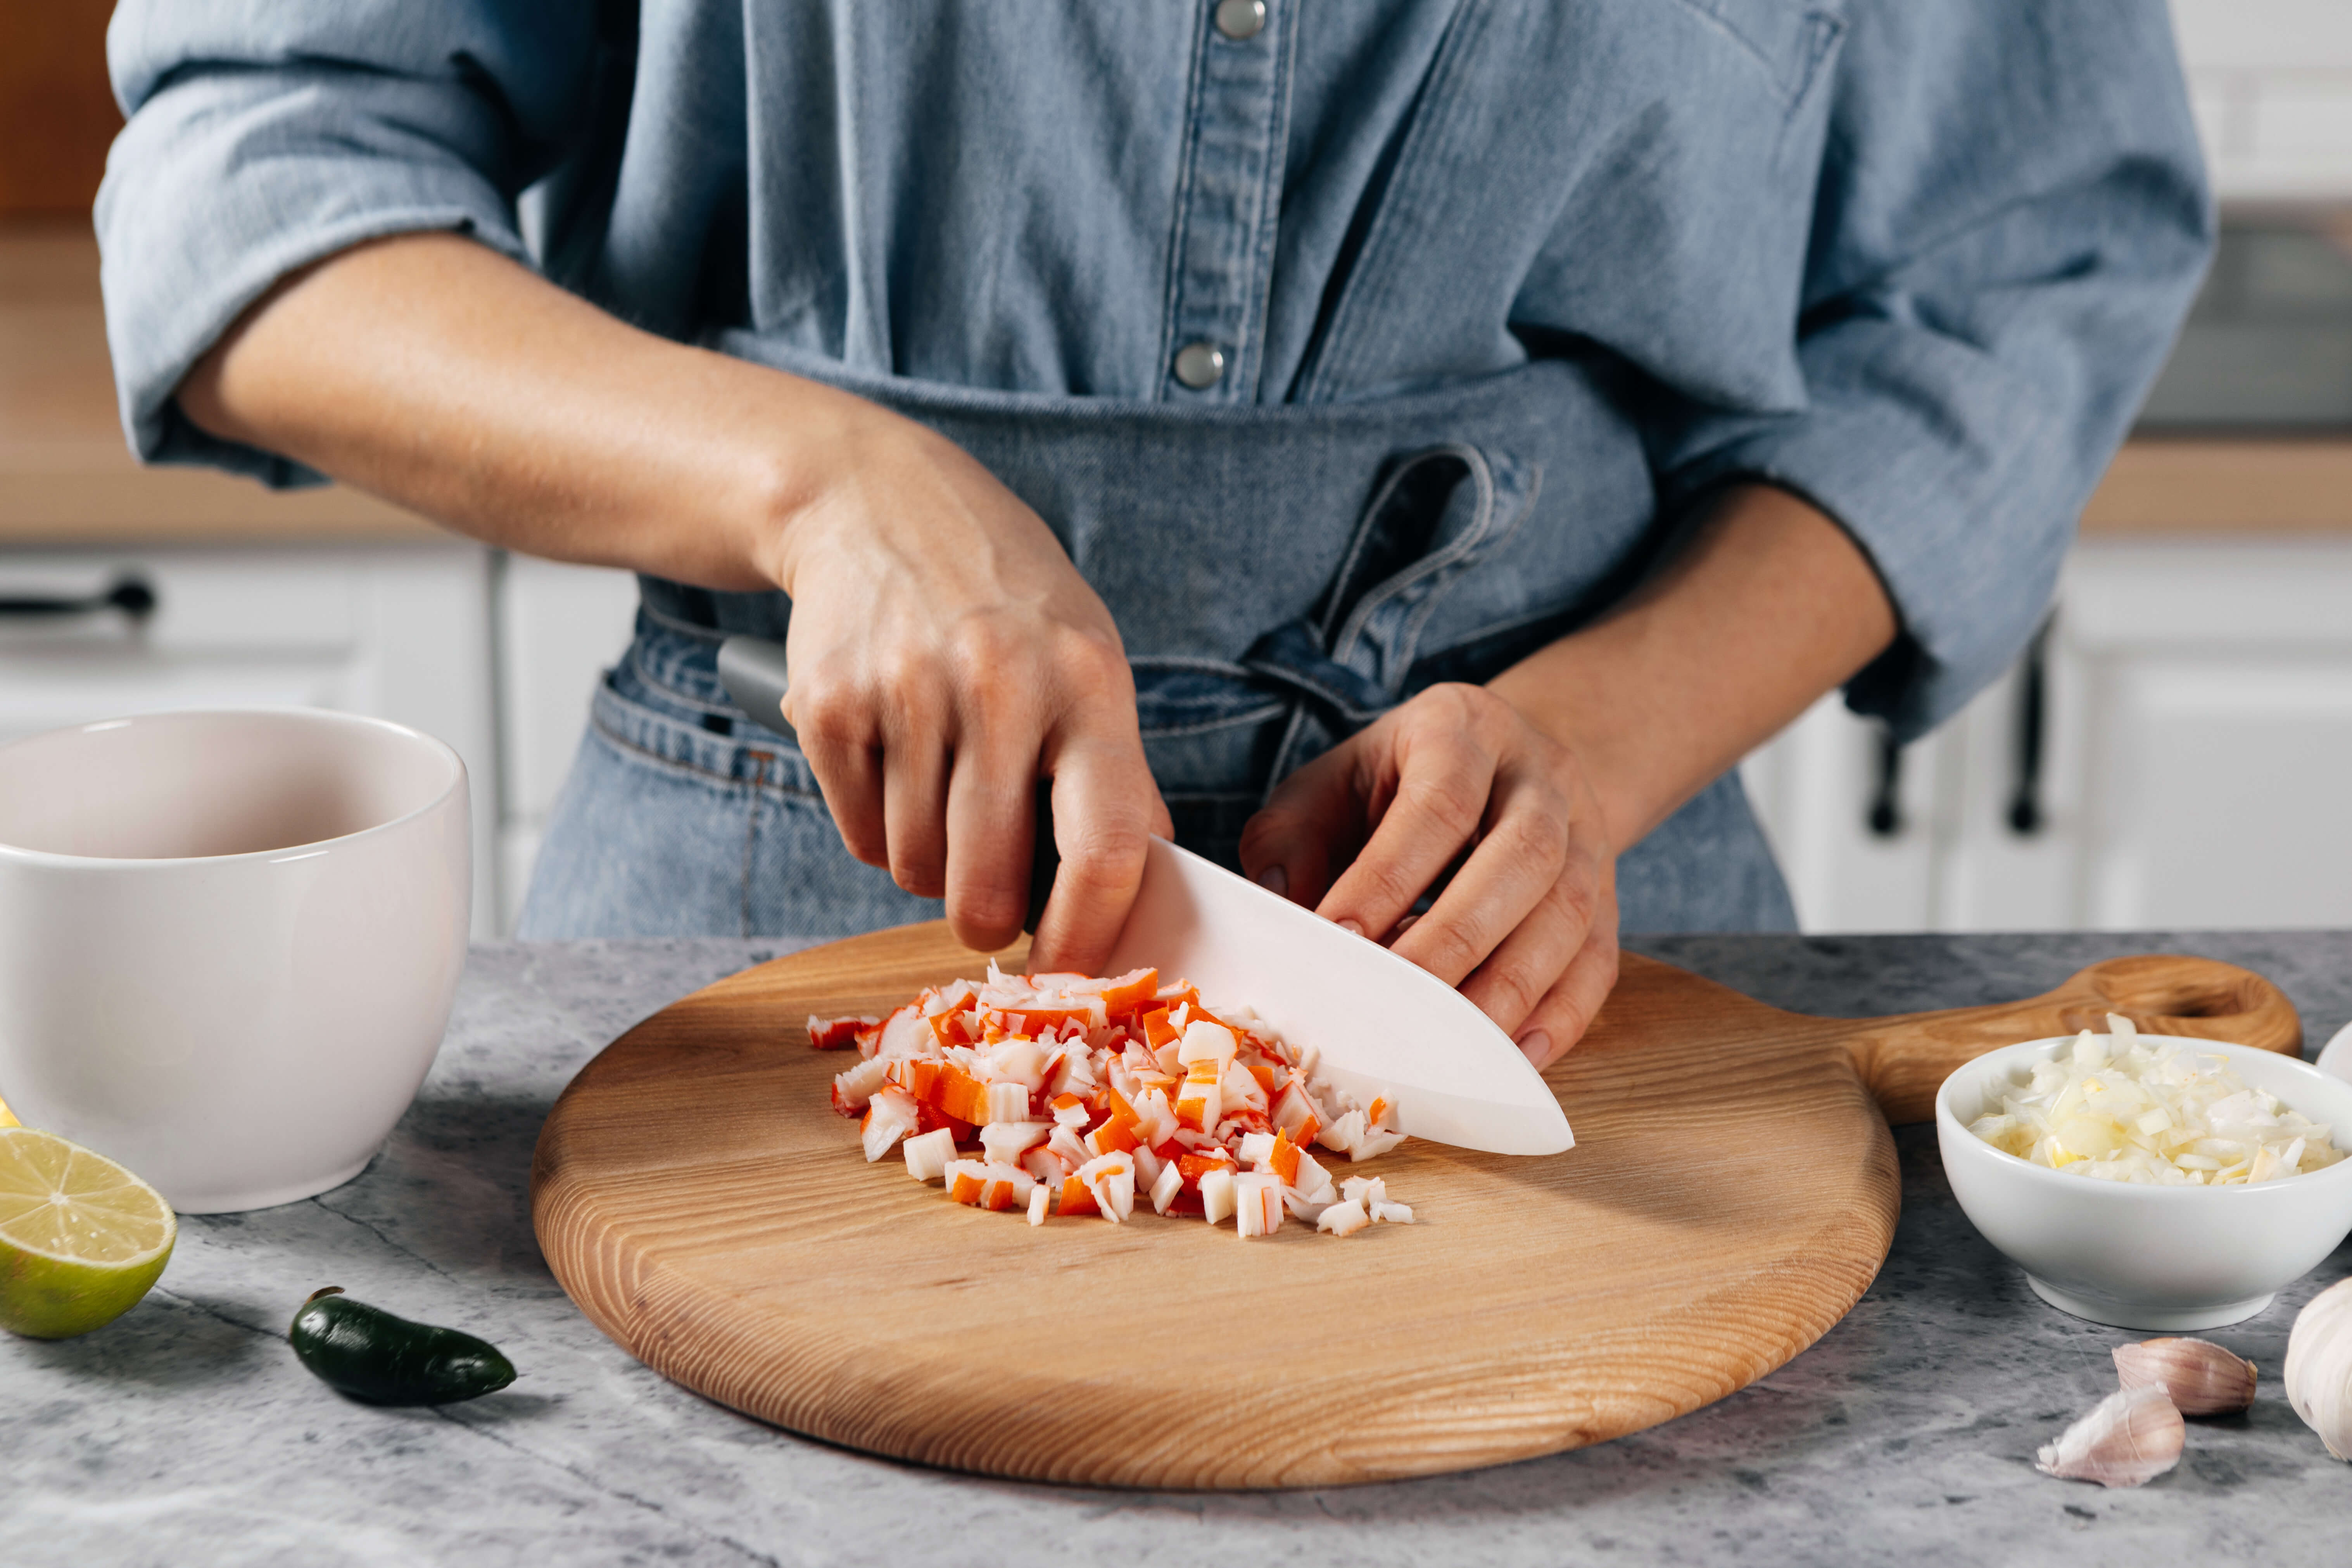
[1970,1019,2345,1186]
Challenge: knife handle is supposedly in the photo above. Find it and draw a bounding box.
[717,635,1058,937]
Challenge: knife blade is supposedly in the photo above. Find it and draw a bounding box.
[1103,836,1574,1157]
[722,634,1573,1156]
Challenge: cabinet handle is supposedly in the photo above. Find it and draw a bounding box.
[0,576,157,622]
[2007,613,2053,837]
[1866,729,1904,838]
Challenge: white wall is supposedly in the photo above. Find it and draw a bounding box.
[2172,0,2352,201]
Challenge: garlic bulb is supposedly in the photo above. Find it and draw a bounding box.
[2035,1385,2184,1488]
[2285,1275,2352,1461]
[2113,1337,2257,1416]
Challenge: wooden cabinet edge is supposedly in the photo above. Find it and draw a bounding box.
[2082,439,2352,535]
[0,468,447,545]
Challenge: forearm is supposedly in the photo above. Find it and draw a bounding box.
[178,231,874,592]
[1487,484,1897,850]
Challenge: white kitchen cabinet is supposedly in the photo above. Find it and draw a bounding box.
[1744,539,2352,933]
[492,555,642,931]
[0,544,501,935]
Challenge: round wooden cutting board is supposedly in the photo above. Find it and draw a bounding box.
[530,929,2298,1489]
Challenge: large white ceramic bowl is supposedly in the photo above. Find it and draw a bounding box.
[0,710,469,1212]
[1938,1035,2352,1330]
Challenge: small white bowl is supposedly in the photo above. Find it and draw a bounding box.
[1937,1035,2352,1330]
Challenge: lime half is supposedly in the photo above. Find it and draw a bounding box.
[0,1127,176,1338]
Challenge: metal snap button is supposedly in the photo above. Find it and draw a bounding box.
[1173,342,1227,389]
[1214,0,1266,41]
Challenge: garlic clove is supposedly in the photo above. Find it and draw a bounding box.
[2034,1385,2185,1488]
[2286,1275,2352,1462]
[2112,1336,2258,1416]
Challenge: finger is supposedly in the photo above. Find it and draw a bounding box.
[1315,726,1495,944]
[1237,741,1361,908]
[1512,874,1620,1072]
[784,683,889,868]
[941,727,1037,953]
[1453,862,1596,1036]
[1390,762,1576,989]
[1028,734,1156,974]
[880,728,952,899]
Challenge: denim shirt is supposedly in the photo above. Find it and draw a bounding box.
[98,0,2210,749]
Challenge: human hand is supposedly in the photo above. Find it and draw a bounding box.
[1236,685,1619,1069]
[770,409,1171,967]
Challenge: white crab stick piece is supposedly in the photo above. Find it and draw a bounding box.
[1234,1173,1284,1238]
[902,1127,955,1183]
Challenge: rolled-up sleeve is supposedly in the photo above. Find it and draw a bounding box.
[1653,1,2212,739]
[97,2,598,484]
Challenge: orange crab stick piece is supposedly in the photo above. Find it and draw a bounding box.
[1174,1059,1222,1133]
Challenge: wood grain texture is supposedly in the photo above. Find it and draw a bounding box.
[530,930,2300,1489]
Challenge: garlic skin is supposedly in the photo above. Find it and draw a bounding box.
[2035,1385,2185,1488]
[2285,1275,2352,1461]
[2113,1337,2257,1416]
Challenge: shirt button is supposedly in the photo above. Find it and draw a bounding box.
[1214,0,1266,41]
[1173,342,1227,389]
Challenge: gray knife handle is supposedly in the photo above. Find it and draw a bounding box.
[715,634,1058,936]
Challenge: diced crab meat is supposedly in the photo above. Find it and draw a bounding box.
[1233,1173,1284,1237]
[808,1014,875,1051]
[860,1087,921,1162]
[945,1159,1035,1212]
[831,1053,892,1115]
[1149,1159,1184,1214]
[1175,1061,1222,1133]
[820,966,1420,1234]
[979,1120,1052,1164]
[1316,1199,1371,1236]
[1078,1151,1137,1221]
[1198,1167,1236,1225]
[1177,1019,1239,1073]
[874,1005,932,1060]
[983,1079,1034,1125]
[902,1127,956,1183]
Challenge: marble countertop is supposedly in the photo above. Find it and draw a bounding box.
[8,930,2352,1566]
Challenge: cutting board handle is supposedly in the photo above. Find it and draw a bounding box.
[1843,953,2303,1125]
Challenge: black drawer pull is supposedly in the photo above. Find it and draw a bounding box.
[2006,612,2055,837]
[0,576,157,622]
[1866,727,1904,838]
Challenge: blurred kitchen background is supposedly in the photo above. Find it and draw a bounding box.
[2,0,2350,938]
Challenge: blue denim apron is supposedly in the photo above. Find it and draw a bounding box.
[518,349,1797,939]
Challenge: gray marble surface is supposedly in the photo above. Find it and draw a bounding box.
[8,930,2352,1567]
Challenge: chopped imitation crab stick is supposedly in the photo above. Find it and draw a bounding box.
[979,1121,1050,1164]
[1316,1199,1371,1236]
[1198,1167,1236,1225]
[1233,1173,1284,1237]
[903,1127,955,1183]
[810,969,1416,1235]
[808,1014,875,1050]
[860,1087,920,1162]
[983,1080,1032,1125]
[831,1054,890,1115]
[1149,1160,1184,1215]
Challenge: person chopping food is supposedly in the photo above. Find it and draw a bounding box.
[96,2,2209,1068]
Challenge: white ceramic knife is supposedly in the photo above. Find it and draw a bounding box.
[719,634,1575,1157]
[1102,836,1573,1157]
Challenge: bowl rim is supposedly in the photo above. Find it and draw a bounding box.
[1936,1032,2352,1202]
[0,708,466,870]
